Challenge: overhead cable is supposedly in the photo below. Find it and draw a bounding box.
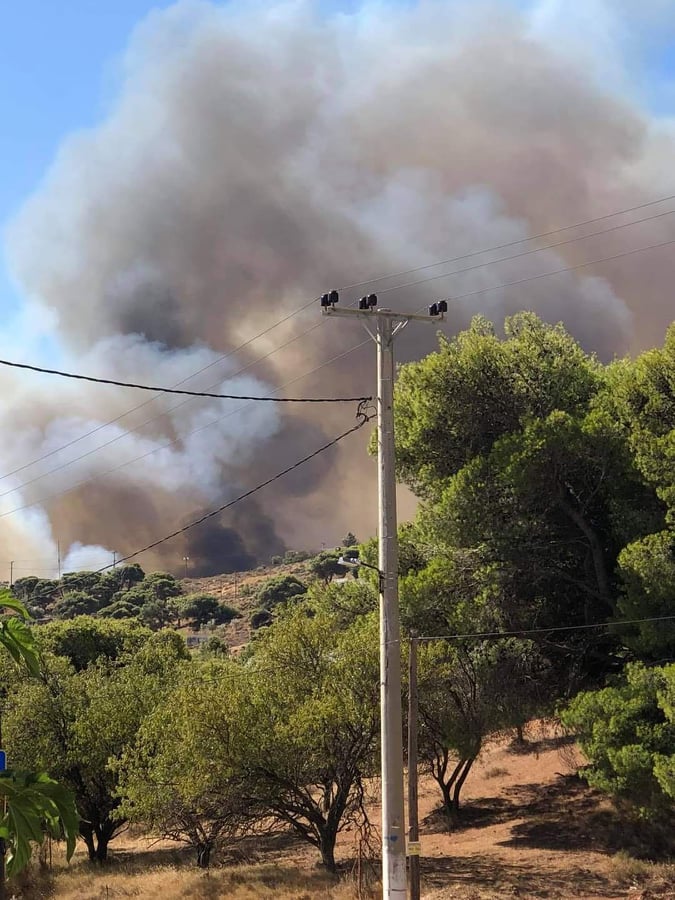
[0,357,370,404]
[397,614,675,644]
[341,190,675,291]
[378,205,675,297]
[0,318,326,483]
[91,405,375,572]
[0,339,372,515]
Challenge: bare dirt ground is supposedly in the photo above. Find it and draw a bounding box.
[19,721,675,900]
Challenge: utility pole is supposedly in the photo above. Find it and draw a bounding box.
[183,556,190,579]
[57,541,61,580]
[8,563,12,589]
[408,634,421,900]
[321,291,443,898]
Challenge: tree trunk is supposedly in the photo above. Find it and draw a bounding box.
[80,823,97,862]
[433,757,464,818]
[318,826,337,872]
[558,492,612,612]
[196,842,212,868]
[451,757,476,813]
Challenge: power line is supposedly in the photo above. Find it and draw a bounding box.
[0,357,370,404]
[340,190,675,291]
[433,235,675,309]
[91,407,374,572]
[0,318,327,484]
[0,340,373,517]
[377,204,675,297]
[402,614,675,644]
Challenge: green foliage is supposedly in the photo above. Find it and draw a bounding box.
[5,633,187,861]
[141,572,183,601]
[255,575,307,610]
[180,594,239,630]
[393,313,670,688]
[12,577,59,609]
[393,313,600,498]
[249,608,273,630]
[0,770,78,876]
[604,325,675,516]
[138,598,178,631]
[307,579,377,629]
[283,549,312,563]
[120,608,379,870]
[342,532,358,547]
[117,658,249,867]
[37,617,150,671]
[400,551,501,637]
[418,638,548,813]
[52,590,101,619]
[0,592,40,677]
[561,663,675,817]
[616,531,675,658]
[198,636,229,657]
[308,550,347,584]
[0,590,79,876]
[241,609,380,868]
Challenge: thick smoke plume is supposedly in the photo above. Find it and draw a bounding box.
[2,0,675,576]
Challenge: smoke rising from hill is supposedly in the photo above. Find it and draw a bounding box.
[2,0,674,575]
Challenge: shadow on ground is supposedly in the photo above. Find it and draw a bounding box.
[424,773,674,860]
[421,854,620,899]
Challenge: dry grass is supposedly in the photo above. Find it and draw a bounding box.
[610,851,675,890]
[482,767,509,780]
[12,832,379,900]
[45,863,369,900]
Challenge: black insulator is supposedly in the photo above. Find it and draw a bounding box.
[329,289,339,305]
[367,293,378,308]
[438,299,448,313]
[359,296,369,309]
[429,302,439,316]
[320,293,330,307]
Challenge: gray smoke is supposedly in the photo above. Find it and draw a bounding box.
[2,0,674,574]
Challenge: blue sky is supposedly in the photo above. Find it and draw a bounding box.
[0,1,176,318]
[2,0,675,332]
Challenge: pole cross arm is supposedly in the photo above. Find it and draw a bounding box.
[322,306,444,324]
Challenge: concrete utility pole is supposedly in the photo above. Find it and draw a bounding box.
[321,291,443,898]
[408,634,421,900]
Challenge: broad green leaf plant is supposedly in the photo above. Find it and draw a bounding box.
[0,589,78,876]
